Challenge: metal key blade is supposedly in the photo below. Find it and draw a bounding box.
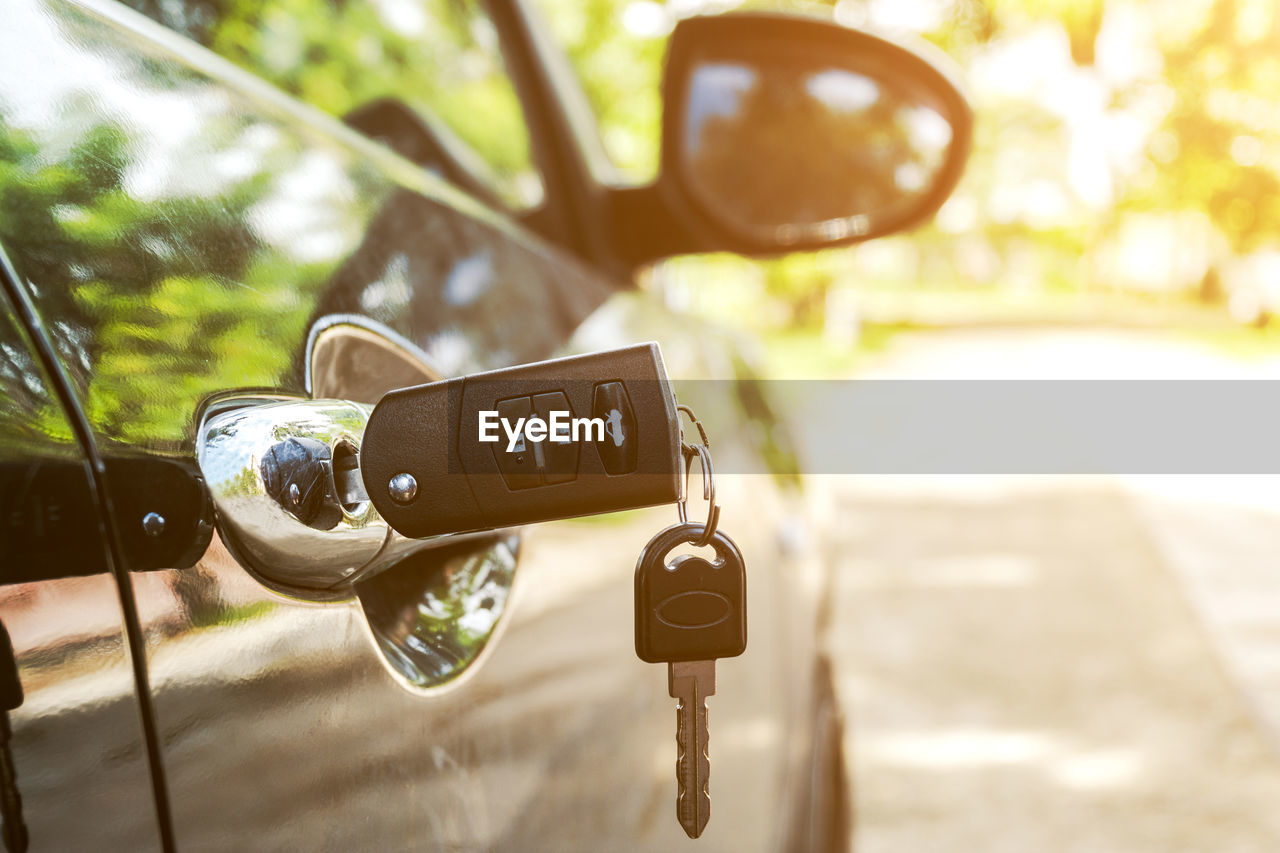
[668,659,716,838]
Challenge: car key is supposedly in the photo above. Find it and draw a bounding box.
[635,522,747,839]
[360,343,682,538]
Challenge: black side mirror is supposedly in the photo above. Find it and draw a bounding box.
[610,13,972,267]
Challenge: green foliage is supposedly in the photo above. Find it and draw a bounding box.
[1122,0,1280,255]
[531,0,667,181]
[0,85,359,448]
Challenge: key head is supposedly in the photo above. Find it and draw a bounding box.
[635,523,746,664]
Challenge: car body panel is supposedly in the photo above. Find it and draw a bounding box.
[0,0,826,848]
[0,284,162,849]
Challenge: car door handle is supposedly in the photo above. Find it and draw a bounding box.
[199,394,520,688]
[198,395,462,599]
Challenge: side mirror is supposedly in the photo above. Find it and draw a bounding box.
[611,13,972,266]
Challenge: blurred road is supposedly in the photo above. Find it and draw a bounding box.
[823,328,1280,852]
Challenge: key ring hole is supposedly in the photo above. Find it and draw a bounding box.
[662,540,720,569]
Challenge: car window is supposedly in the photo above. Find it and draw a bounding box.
[122,0,544,210]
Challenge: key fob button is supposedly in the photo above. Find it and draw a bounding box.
[592,381,638,475]
[491,396,540,490]
[531,391,579,484]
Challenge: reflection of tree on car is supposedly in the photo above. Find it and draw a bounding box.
[120,0,542,208]
[0,101,333,447]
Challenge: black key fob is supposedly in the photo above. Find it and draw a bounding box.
[360,343,682,538]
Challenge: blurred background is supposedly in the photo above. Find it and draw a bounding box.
[106,0,1280,849]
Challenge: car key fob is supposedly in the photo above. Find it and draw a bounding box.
[360,343,682,538]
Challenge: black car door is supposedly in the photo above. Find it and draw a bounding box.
[0,0,816,849]
[0,271,166,848]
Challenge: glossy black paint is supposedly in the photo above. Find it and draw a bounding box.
[1,452,210,582]
[0,459,106,582]
[0,255,167,849]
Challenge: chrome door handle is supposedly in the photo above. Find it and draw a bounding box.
[197,396,431,598]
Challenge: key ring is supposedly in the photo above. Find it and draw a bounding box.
[677,443,720,548]
[674,403,720,548]
[676,403,710,449]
